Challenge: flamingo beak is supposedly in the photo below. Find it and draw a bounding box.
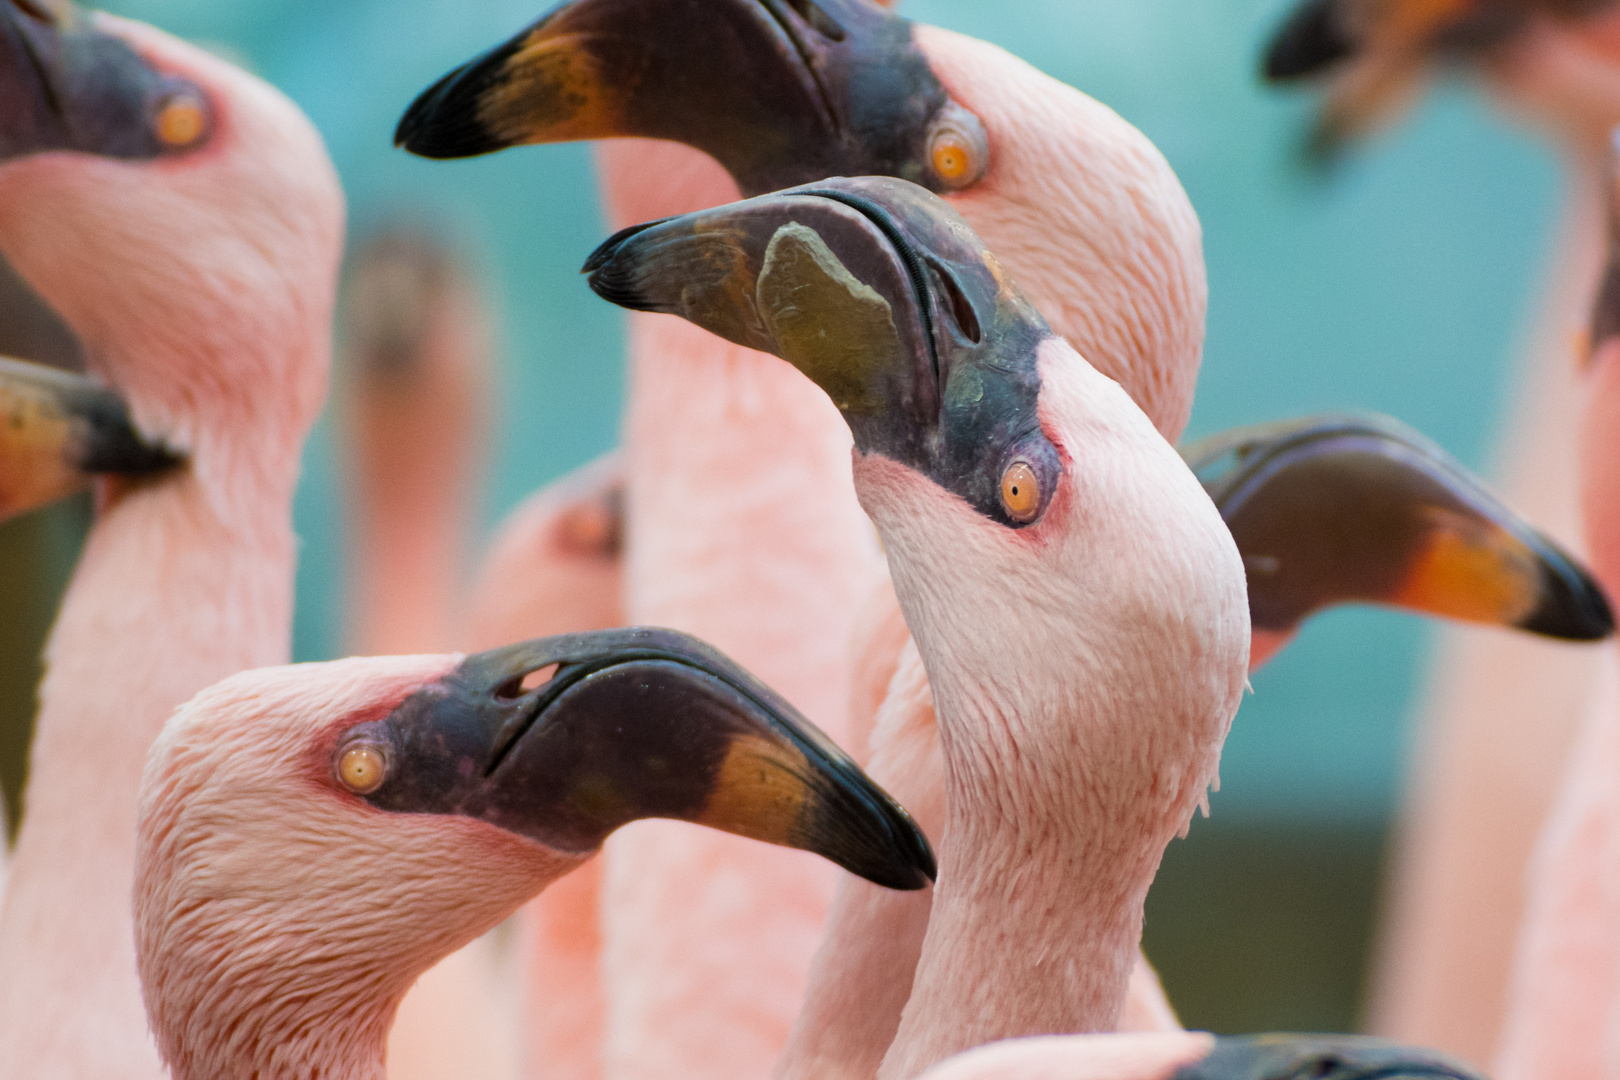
[393,0,986,198]
[1175,1034,1488,1080]
[346,628,936,891]
[1260,0,1358,82]
[582,175,1062,528]
[0,355,180,522]
[0,0,211,162]
[1184,413,1613,645]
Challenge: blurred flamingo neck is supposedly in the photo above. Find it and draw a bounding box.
[0,278,322,1080]
[0,461,302,1080]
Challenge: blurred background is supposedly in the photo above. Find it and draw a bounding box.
[0,0,1583,1040]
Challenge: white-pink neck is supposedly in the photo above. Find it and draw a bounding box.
[877,672,1170,1079]
[0,332,314,1079]
[859,349,1245,1080]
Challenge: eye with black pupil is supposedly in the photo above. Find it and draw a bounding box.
[927,260,980,345]
[784,0,846,41]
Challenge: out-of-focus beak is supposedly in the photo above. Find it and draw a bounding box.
[0,355,180,521]
[583,175,1062,528]
[1260,0,1359,83]
[394,0,987,197]
[340,628,936,891]
[0,0,212,162]
[1184,412,1613,644]
[1174,1034,1488,1080]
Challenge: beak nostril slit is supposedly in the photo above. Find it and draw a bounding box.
[521,664,560,693]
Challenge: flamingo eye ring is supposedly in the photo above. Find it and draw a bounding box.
[336,742,388,795]
[1000,460,1041,524]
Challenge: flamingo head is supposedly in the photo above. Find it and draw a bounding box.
[0,3,341,455]
[395,0,1204,440]
[583,177,1249,839]
[137,628,934,1080]
[1261,0,1620,153]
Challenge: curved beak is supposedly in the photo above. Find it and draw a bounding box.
[1184,412,1613,644]
[0,0,211,162]
[0,355,181,521]
[1176,1034,1488,1080]
[583,175,1060,528]
[349,628,936,891]
[394,0,984,197]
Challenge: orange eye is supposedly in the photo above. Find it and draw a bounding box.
[337,744,387,795]
[155,93,207,149]
[931,134,972,182]
[1001,461,1041,523]
[925,104,989,191]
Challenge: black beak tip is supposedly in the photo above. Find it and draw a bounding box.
[395,46,517,158]
[581,219,670,310]
[1261,0,1356,82]
[1522,561,1616,642]
[823,781,936,891]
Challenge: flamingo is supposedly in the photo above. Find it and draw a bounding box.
[1261,0,1620,1059]
[1481,131,1620,1080]
[580,173,1244,1075]
[582,174,1617,1077]
[0,6,344,1077]
[131,631,1483,1080]
[133,629,933,1080]
[402,4,1616,1070]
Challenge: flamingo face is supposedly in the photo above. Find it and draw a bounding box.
[0,0,210,162]
[584,175,1060,529]
[0,12,342,459]
[341,628,935,887]
[394,0,987,198]
[1261,0,1620,147]
[137,630,934,1080]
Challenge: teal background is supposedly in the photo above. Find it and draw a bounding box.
[62,0,1573,1031]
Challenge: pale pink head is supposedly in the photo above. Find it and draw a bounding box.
[136,628,936,1080]
[584,176,1250,834]
[0,9,343,470]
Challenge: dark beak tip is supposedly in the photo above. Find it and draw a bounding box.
[393,69,498,159]
[1522,566,1617,642]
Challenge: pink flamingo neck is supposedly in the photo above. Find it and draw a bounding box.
[0,332,321,1080]
[589,139,886,1080]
